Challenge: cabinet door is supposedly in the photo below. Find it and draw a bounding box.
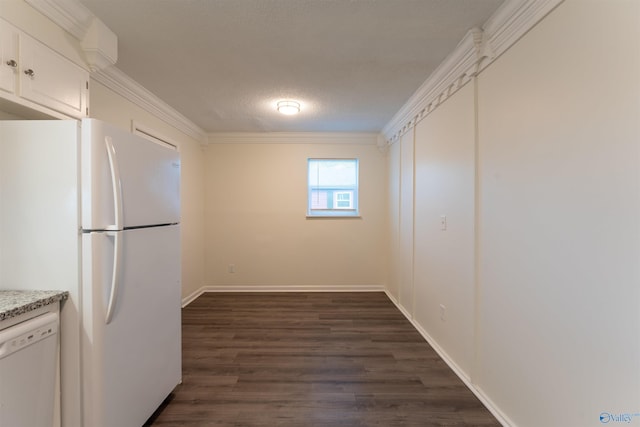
[0,22,19,96]
[19,34,88,118]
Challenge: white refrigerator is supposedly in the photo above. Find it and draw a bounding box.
[0,119,182,427]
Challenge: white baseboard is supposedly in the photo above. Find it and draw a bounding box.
[182,284,385,307]
[181,286,206,308]
[383,290,515,427]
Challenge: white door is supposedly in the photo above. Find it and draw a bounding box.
[81,119,180,231]
[82,225,181,427]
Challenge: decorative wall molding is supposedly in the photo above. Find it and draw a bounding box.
[381,0,564,146]
[381,27,491,145]
[92,66,207,143]
[207,132,379,145]
[376,134,387,154]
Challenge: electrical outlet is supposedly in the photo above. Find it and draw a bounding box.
[440,215,447,231]
[228,264,236,273]
[439,304,446,321]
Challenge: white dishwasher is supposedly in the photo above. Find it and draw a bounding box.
[0,311,59,427]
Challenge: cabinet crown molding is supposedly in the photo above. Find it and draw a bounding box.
[25,0,206,143]
[81,17,118,72]
[25,0,117,71]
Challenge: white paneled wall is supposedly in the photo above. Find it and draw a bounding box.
[413,82,476,378]
[398,129,415,314]
[386,140,401,301]
[386,1,640,426]
[475,1,640,425]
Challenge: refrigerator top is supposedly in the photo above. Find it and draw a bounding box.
[81,119,180,231]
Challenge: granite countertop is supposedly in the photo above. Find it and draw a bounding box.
[0,290,69,321]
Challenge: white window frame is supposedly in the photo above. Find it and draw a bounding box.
[307,158,359,218]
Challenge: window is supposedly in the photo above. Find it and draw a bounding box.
[308,158,359,217]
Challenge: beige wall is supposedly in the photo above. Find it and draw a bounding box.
[203,136,387,290]
[89,82,206,300]
[387,0,640,426]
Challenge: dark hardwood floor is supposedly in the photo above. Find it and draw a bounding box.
[145,292,500,426]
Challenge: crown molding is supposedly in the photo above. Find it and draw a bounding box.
[483,0,564,57]
[207,132,380,145]
[24,0,93,39]
[29,0,563,148]
[92,67,207,143]
[381,0,564,146]
[381,27,489,145]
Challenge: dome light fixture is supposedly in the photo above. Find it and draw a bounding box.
[277,100,301,115]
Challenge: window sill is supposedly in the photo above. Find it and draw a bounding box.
[306,215,362,220]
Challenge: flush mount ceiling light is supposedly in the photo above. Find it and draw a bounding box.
[277,100,301,115]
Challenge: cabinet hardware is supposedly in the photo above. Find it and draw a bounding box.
[23,68,35,78]
[6,59,17,68]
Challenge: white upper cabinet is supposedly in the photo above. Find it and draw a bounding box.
[0,23,19,97]
[20,34,88,117]
[0,19,89,119]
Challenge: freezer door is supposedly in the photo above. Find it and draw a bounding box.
[82,225,181,427]
[81,119,180,230]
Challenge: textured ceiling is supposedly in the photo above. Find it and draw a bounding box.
[79,0,504,133]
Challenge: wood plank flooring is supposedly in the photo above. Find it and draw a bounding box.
[145,292,500,427]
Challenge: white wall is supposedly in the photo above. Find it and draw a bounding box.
[475,1,640,425]
[89,82,206,300]
[0,121,82,427]
[398,129,415,313]
[203,135,387,290]
[386,1,640,426]
[413,82,476,378]
[386,139,401,300]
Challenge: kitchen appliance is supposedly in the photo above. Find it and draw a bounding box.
[0,311,59,427]
[0,119,181,427]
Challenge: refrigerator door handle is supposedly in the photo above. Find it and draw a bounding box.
[105,136,124,231]
[105,230,123,324]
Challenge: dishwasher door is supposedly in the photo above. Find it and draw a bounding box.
[0,311,59,427]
